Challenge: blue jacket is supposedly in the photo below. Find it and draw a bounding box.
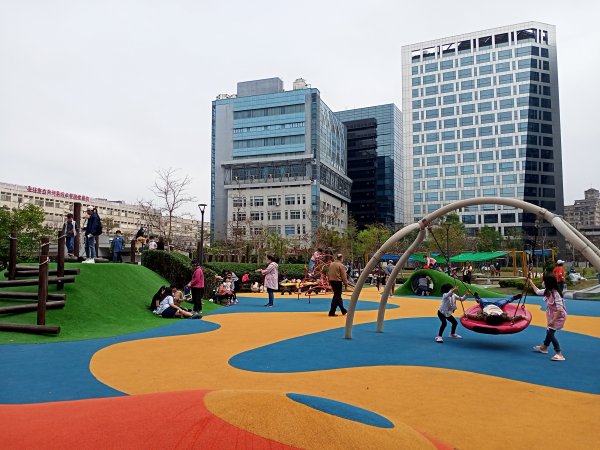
[85,212,101,236]
[112,235,124,252]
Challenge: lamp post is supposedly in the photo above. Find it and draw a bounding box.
[197,203,207,264]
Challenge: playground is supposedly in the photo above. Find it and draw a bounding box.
[1,261,599,449]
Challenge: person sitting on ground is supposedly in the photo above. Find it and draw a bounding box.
[149,285,168,311]
[215,278,235,305]
[153,285,200,319]
[466,292,526,325]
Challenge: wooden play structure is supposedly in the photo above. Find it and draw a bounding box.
[0,232,79,335]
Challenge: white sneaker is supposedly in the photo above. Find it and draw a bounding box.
[88,258,95,264]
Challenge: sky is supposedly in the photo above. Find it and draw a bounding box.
[1,0,598,220]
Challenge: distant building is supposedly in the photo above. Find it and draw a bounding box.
[335,104,403,229]
[564,188,600,228]
[402,21,564,237]
[211,77,351,246]
[0,181,201,251]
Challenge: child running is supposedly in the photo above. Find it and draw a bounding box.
[436,283,469,343]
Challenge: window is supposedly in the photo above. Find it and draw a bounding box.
[442,71,456,81]
[500,124,515,134]
[458,68,472,78]
[411,66,419,75]
[413,146,423,155]
[444,118,457,128]
[267,196,279,206]
[478,101,493,112]
[501,149,516,159]
[445,166,458,176]
[425,109,439,118]
[412,77,421,87]
[502,174,517,184]
[441,106,454,117]
[427,180,441,189]
[499,162,514,172]
[461,140,474,150]
[497,111,512,121]
[479,64,493,75]
[497,49,512,60]
[481,138,496,148]
[479,151,494,161]
[414,193,423,202]
[424,121,437,131]
[462,215,476,224]
[423,97,437,107]
[461,80,475,90]
[412,100,422,109]
[285,195,296,205]
[425,168,438,177]
[461,165,475,174]
[519,84,537,94]
[250,211,263,221]
[501,213,515,223]
[427,156,440,165]
[446,191,459,201]
[442,155,456,164]
[463,177,477,187]
[270,211,281,220]
[443,95,456,104]
[441,83,454,93]
[481,163,496,173]
[413,158,421,167]
[442,131,455,140]
[498,74,513,84]
[444,142,458,152]
[480,89,494,99]
[290,210,301,220]
[477,77,492,88]
[496,87,511,97]
[541,98,552,108]
[233,197,246,208]
[484,214,498,223]
[461,104,475,114]
[462,128,476,138]
[413,123,422,132]
[285,225,295,235]
[425,192,439,201]
[480,113,494,124]
[423,74,436,84]
[444,179,457,188]
[480,175,494,185]
[479,126,493,136]
[498,99,514,109]
[498,136,513,146]
[425,62,438,72]
[425,144,437,153]
[495,62,510,72]
[252,196,264,207]
[460,116,473,126]
[476,53,490,63]
[459,92,473,102]
[461,56,474,66]
[413,169,423,179]
[462,190,476,199]
[412,111,420,120]
[440,59,454,69]
[425,85,439,96]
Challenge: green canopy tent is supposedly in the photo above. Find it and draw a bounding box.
[449,251,508,263]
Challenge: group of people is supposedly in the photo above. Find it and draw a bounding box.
[435,273,567,361]
[61,205,103,263]
[150,284,202,319]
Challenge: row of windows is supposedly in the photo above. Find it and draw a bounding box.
[233,103,305,119]
[413,132,554,148]
[415,187,520,202]
[413,173,555,191]
[414,153,554,168]
[411,41,548,65]
[413,120,552,134]
[413,60,550,84]
[233,134,305,149]
[412,106,552,123]
[233,122,305,134]
[413,81,551,98]
[414,160,554,178]
[232,210,308,221]
[413,94,552,111]
[234,224,308,237]
[413,145,554,159]
[232,194,308,208]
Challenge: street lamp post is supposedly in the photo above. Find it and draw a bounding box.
[197,204,207,264]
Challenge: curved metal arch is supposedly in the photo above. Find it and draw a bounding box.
[344,197,600,339]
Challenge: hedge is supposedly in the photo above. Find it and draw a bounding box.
[205,262,308,283]
[141,250,218,297]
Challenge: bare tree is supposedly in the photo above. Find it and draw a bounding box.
[147,168,196,246]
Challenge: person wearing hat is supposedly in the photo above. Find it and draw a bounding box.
[553,260,566,292]
[82,206,101,263]
[186,260,205,313]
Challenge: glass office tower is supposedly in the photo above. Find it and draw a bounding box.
[335,104,403,229]
[211,78,351,245]
[402,22,563,237]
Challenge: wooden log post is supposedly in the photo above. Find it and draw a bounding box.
[8,232,17,280]
[0,301,65,314]
[130,239,136,264]
[57,230,65,290]
[73,202,82,258]
[0,323,60,335]
[37,237,50,326]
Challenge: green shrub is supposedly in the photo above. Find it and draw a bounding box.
[141,250,218,297]
[205,262,307,283]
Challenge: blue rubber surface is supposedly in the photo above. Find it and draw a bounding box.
[0,320,219,404]
[287,393,394,428]
[230,317,600,395]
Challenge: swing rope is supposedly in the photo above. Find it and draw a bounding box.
[512,216,541,319]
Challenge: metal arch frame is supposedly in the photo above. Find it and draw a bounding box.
[344,197,600,339]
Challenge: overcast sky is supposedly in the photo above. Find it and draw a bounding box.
[1,0,598,220]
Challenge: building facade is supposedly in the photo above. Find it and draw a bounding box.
[0,182,201,251]
[335,104,403,229]
[211,78,351,245]
[402,22,563,237]
[564,188,600,228]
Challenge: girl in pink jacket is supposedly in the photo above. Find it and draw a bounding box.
[529,275,567,361]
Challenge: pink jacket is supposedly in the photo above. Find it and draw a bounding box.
[534,287,567,330]
[260,262,279,290]
[189,267,204,288]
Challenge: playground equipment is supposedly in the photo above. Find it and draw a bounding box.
[344,197,600,339]
[0,232,79,335]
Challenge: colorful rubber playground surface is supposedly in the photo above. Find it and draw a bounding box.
[2,279,600,449]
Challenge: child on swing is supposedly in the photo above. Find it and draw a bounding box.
[436,283,469,343]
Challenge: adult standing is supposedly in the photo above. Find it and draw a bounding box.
[83,206,100,263]
[136,226,145,253]
[187,260,205,314]
[62,213,78,257]
[462,261,473,284]
[256,255,279,307]
[328,253,348,316]
[385,260,396,297]
[553,260,566,292]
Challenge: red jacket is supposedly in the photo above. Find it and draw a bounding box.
[190,267,205,288]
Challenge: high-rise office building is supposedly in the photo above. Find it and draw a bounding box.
[402,22,563,237]
[335,104,403,229]
[211,77,351,245]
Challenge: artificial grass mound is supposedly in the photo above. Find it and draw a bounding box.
[396,269,505,298]
[0,263,220,344]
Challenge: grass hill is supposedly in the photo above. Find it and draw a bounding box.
[0,263,220,344]
[396,269,505,298]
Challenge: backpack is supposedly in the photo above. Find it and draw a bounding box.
[96,215,103,236]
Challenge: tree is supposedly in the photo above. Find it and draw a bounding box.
[0,204,52,264]
[429,213,467,261]
[476,226,503,251]
[143,168,196,247]
[356,224,392,259]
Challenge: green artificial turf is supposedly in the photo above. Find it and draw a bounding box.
[396,269,506,298]
[0,263,220,344]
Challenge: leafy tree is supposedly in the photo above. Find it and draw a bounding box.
[476,226,503,251]
[356,224,392,258]
[429,213,467,260]
[0,204,52,264]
